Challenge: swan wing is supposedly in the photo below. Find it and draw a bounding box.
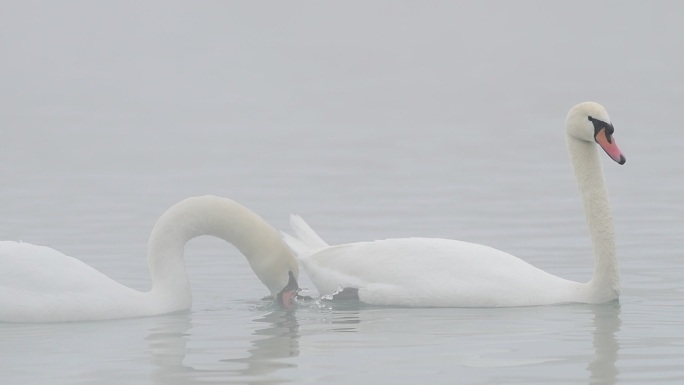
[300,238,582,307]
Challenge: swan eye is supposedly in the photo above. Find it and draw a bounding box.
[588,116,614,135]
[588,116,616,144]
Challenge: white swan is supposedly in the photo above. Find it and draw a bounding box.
[0,196,299,322]
[284,102,626,307]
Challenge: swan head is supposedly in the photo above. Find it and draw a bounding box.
[277,271,299,309]
[254,247,300,309]
[565,102,626,165]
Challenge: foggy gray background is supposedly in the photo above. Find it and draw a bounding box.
[2,1,681,242]
[1,1,683,384]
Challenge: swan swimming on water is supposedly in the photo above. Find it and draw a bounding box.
[0,196,300,323]
[284,102,626,307]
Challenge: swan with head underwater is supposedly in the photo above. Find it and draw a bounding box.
[0,196,300,323]
[284,102,627,307]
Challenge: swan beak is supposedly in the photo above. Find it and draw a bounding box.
[595,128,626,165]
[279,289,298,310]
[277,271,299,309]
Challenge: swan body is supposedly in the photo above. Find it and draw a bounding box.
[1,196,299,323]
[285,102,626,307]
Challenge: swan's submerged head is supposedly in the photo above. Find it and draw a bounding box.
[276,271,299,309]
[565,102,626,165]
[248,247,300,309]
[249,242,300,309]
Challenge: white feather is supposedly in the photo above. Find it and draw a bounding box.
[284,102,625,307]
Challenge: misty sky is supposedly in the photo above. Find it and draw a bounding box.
[2,1,681,135]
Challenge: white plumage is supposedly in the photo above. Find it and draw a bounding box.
[1,196,299,322]
[284,102,626,307]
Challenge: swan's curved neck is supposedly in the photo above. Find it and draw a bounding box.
[145,196,297,309]
[566,136,620,299]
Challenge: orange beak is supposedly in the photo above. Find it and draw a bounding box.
[276,271,299,309]
[278,289,297,310]
[595,128,626,165]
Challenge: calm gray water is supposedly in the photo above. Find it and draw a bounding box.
[1,2,683,384]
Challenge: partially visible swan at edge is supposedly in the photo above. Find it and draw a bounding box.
[0,196,299,323]
[284,102,626,307]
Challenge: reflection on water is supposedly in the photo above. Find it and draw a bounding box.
[295,303,624,384]
[147,311,300,385]
[221,311,300,382]
[147,315,192,384]
[0,296,654,385]
[149,301,626,385]
[142,301,623,384]
[588,302,621,385]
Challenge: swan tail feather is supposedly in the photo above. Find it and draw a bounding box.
[282,214,329,257]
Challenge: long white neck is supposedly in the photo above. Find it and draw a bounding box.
[145,196,298,313]
[566,136,620,301]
